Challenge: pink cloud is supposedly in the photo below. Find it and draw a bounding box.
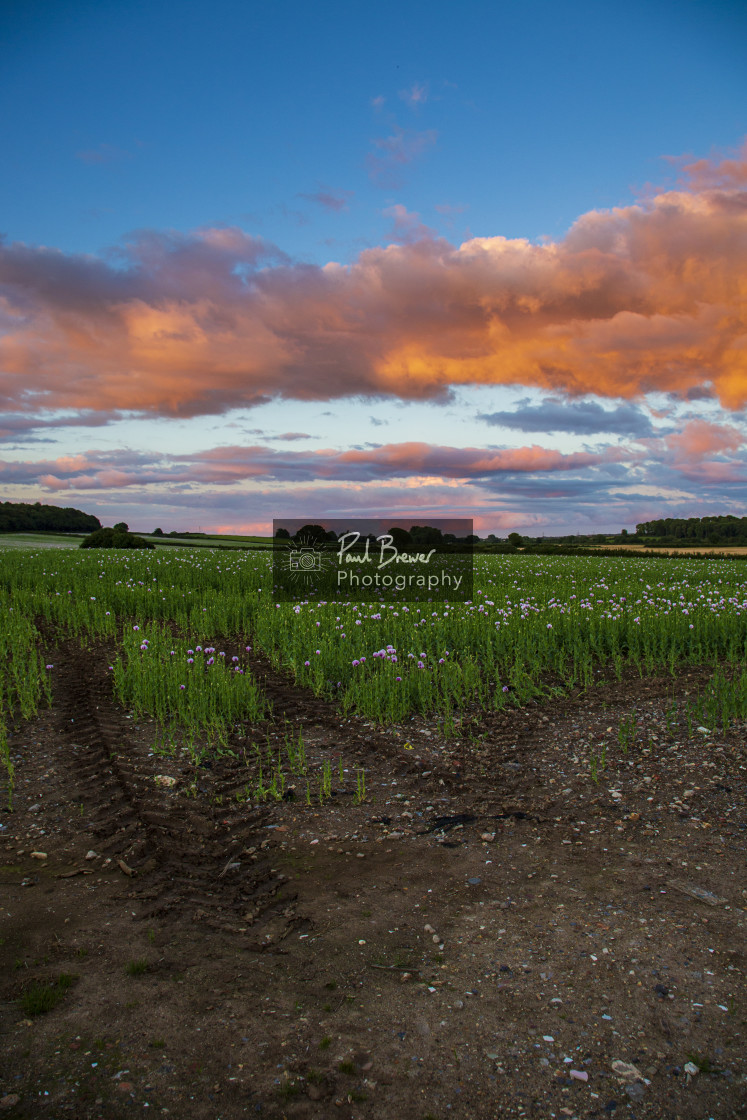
[398,82,429,109]
[366,127,438,186]
[667,419,744,460]
[298,188,354,212]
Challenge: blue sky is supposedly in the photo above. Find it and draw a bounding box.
[1,0,746,534]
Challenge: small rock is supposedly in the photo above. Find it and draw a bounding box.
[453,1000,464,1009]
[467,877,481,886]
[570,1069,588,1081]
[118,859,135,877]
[625,1082,645,1101]
[154,774,177,788]
[116,1082,134,1094]
[30,851,47,860]
[481,832,495,842]
[307,1083,325,1100]
[611,1060,644,1082]
[683,1061,699,1077]
[27,804,41,813]
[424,924,436,934]
[85,850,98,861]
[0,1094,21,1109]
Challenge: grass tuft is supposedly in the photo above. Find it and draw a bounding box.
[20,973,76,1016]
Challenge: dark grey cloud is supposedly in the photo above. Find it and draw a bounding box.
[478,397,656,438]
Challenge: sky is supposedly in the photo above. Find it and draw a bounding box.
[1,0,746,536]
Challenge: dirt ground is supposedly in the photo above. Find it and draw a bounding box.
[1,647,746,1120]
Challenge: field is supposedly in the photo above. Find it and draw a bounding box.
[1,549,746,1119]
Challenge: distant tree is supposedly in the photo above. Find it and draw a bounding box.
[410,525,444,546]
[81,528,154,549]
[387,527,414,549]
[293,524,328,546]
[508,532,524,547]
[152,527,164,536]
[274,527,291,539]
[113,521,128,533]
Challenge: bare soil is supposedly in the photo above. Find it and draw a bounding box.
[1,647,746,1120]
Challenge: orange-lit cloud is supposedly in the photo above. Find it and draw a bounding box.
[1,143,746,419]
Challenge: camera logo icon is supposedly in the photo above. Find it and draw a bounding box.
[288,546,322,572]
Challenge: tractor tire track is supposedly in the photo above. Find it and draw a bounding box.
[53,643,294,937]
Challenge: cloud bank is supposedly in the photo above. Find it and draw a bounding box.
[1,143,746,422]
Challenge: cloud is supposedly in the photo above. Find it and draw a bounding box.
[366,127,437,187]
[9,419,747,536]
[6,439,613,493]
[398,82,429,109]
[668,138,747,192]
[479,397,656,438]
[383,204,436,243]
[666,418,744,459]
[298,188,354,212]
[0,410,122,443]
[2,141,747,419]
[75,143,131,165]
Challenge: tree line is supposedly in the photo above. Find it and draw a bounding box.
[635,516,747,544]
[0,501,101,534]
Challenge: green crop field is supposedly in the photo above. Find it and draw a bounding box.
[3,547,747,808]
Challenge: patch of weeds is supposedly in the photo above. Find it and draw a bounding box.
[306,1068,323,1084]
[323,1002,332,1012]
[350,1089,368,1102]
[277,1081,301,1100]
[345,995,355,1004]
[149,1038,166,1049]
[76,947,88,958]
[686,1052,720,1074]
[324,980,337,990]
[125,959,149,976]
[319,1036,332,1050]
[361,909,372,917]
[124,1000,139,1010]
[146,928,156,944]
[20,973,77,1016]
[338,1060,356,1075]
